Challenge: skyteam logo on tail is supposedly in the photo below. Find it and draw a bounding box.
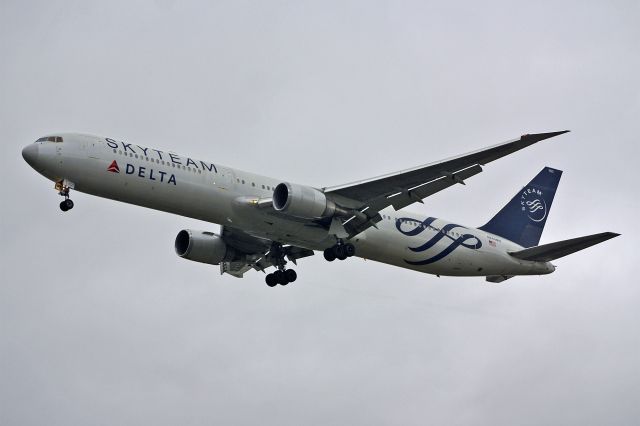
[521,187,547,222]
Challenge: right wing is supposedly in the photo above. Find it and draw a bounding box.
[324,131,569,238]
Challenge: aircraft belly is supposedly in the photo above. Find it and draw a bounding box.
[228,207,333,249]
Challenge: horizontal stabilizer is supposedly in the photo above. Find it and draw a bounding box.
[509,232,620,262]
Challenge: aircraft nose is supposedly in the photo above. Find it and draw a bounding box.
[22,144,39,167]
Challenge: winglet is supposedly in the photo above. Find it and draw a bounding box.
[521,130,570,142]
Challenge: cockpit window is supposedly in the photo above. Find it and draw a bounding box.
[36,136,63,143]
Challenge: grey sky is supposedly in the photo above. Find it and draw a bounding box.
[1,1,639,425]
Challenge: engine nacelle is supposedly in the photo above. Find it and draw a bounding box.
[174,229,229,265]
[272,182,335,219]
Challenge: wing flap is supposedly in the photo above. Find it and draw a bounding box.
[389,164,483,211]
[343,211,383,238]
[509,232,620,262]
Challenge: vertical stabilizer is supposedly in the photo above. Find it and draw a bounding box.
[479,167,562,247]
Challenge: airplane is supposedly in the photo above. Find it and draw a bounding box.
[22,131,619,286]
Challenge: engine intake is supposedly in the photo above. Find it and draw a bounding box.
[273,182,335,219]
[175,229,229,265]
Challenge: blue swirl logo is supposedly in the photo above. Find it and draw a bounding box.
[396,217,482,265]
[520,187,547,222]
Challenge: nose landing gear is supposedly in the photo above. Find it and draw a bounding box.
[59,199,74,212]
[56,180,75,212]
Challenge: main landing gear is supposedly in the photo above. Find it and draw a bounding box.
[323,242,356,262]
[265,269,297,287]
[264,243,298,287]
[56,180,74,212]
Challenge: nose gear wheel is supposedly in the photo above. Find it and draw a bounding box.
[55,180,75,212]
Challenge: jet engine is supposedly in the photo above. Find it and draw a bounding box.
[272,182,336,219]
[174,229,230,265]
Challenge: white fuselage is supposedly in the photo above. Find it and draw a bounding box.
[25,134,555,278]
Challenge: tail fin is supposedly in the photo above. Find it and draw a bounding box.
[479,167,562,247]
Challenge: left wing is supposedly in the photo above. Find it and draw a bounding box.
[324,131,569,238]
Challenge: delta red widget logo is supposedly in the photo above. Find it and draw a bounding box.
[107,160,120,173]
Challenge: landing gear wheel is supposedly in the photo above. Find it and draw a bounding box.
[344,243,356,257]
[265,274,278,287]
[59,199,74,211]
[324,242,355,262]
[266,243,299,286]
[285,269,297,283]
[273,270,289,285]
[323,248,336,262]
[335,245,348,261]
[56,180,74,212]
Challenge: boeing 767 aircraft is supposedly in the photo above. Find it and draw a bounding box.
[22,131,618,286]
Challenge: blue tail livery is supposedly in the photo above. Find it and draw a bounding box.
[479,167,562,247]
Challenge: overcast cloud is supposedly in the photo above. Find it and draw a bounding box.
[1,1,639,425]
